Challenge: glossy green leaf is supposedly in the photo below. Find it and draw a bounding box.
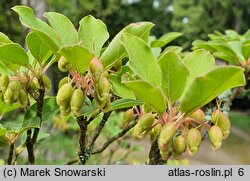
[181,66,245,114]
[158,51,189,103]
[182,49,215,97]
[44,12,78,46]
[151,32,182,48]
[123,79,166,115]
[59,45,94,74]
[0,43,29,69]
[12,6,60,52]
[121,33,161,86]
[26,32,53,64]
[78,15,109,57]
[110,99,143,111]
[0,32,12,45]
[242,44,250,59]
[100,22,154,69]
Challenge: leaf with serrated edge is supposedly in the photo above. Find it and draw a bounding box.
[181,66,245,114]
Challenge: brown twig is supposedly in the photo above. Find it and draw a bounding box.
[148,135,166,165]
[7,143,14,165]
[92,121,137,154]
[26,76,45,164]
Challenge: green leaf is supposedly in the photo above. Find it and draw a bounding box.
[182,49,215,98]
[0,62,10,75]
[100,22,154,69]
[44,12,78,46]
[121,33,161,86]
[151,32,182,48]
[0,32,12,45]
[242,44,250,59]
[19,117,40,134]
[158,51,189,103]
[0,99,19,114]
[59,45,94,74]
[181,66,245,114]
[0,136,8,147]
[212,52,238,65]
[0,43,29,69]
[109,74,135,99]
[227,41,244,62]
[0,124,7,137]
[12,6,60,52]
[24,97,59,124]
[123,79,166,115]
[192,40,217,52]
[78,15,109,57]
[209,41,239,65]
[110,99,143,111]
[26,32,53,65]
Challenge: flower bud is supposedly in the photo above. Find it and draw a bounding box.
[209,125,223,150]
[56,83,73,106]
[97,77,111,97]
[42,75,51,90]
[58,56,70,72]
[70,89,85,116]
[58,77,70,89]
[186,128,201,156]
[149,120,162,141]
[0,74,9,93]
[190,109,205,121]
[158,122,176,159]
[173,135,186,156]
[211,110,230,139]
[29,78,40,91]
[18,89,28,107]
[9,80,21,100]
[121,109,135,128]
[89,58,103,81]
[132,113,155,138]
[3,87,14,104]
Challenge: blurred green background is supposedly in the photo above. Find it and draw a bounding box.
[0,0,249,165]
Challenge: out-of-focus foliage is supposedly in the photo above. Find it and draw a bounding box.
[0,0,22,43]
